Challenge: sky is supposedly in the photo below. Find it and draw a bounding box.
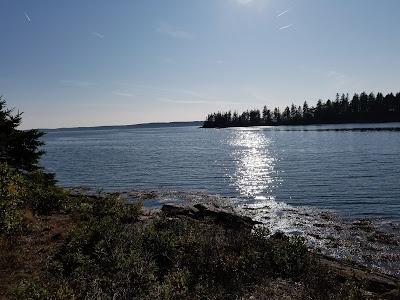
[1,0,400,129]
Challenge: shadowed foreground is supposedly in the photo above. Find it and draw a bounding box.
[1,191,399,299]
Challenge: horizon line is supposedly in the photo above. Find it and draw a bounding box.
[38,120,203,131]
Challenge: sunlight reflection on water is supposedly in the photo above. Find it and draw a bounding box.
[228,129,279,199]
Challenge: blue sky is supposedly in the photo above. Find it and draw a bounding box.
[1,0,400,129]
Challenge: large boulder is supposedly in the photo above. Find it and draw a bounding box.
[161,204,260,230]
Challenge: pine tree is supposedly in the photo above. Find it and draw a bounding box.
[0,97,44,171]
[273,108,281,123]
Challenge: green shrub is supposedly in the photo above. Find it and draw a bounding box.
[0,163,27,236]
[144,216,310,298]
[12,196,364,299]
[0,162,70,236]
[51,197,153,299]
[27,196,316,299]
[13,279,76,300]
[24,170,68,215]
[12,280,50,300]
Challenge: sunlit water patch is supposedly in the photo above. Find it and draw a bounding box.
[228,129,279,198]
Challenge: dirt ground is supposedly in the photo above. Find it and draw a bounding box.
[0,213,72,299]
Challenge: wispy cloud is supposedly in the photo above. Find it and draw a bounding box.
[115,83,264,106]
[24,12,31,22]
[327,70,348,86]
[158,97,207,104]
[277,9,289,17]
[279,24,293,30]
[236,0,254,5]
[60,80,94,87]
[113,82,273,109]
[91,31,104,39]
[157,97,251,105]
[233,0,269,11]
[116,83,203,98]
[156,22,194,40]
[112,91,135,97]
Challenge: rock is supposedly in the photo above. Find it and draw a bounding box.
[313,223,326,228]
[352,219,374,232]
[270,231,289,241]
[333,225,342,231]
[161,204,261,230]
[318,255,400,297]
[161,205,198,218]
[194,203,261,229]
[367,231,399,246]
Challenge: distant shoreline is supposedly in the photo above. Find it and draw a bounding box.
[42,120,400,132]
[42,121,203,132]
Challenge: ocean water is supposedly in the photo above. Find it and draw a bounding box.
[41,123,400,221]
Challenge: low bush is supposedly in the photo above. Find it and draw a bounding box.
[0,163,27,236]
[0,163,68,237]
[12,195,349,299]
[25,170,68,215]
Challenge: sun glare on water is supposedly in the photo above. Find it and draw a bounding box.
[229,129,277,199]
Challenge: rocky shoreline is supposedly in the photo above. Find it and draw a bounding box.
[1,187,399,299]
[159,202,400,298]
[69,187,400,278]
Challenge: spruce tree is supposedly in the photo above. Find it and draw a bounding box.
[0,97,44,171]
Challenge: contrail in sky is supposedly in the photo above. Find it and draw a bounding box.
[279,24,293,30]
[24,12,31,22]
[91,32,105,39]
[277,9,289,17]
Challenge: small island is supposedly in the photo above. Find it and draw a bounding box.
[203,92,400,128]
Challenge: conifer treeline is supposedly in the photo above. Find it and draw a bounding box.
[202,92,400,128]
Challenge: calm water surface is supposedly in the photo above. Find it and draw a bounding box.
[41,123,400,221]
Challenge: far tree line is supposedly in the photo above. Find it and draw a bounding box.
[202,92,400,128]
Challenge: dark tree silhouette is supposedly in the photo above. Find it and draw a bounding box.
[0,97,44,171]
[262,106,273,125]
[273,108,281,123]
[202,91,400,128]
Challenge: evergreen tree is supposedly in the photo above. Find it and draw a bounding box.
[249,109,261,125]
[282,106,291,123]
[273,108,281,123]
[290,104,297,120]
[0,97,44,171]
[262,106,268,123]
[262,106,272,125]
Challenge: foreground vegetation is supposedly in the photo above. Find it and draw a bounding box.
[203,91,400,128]
[2,179,397,299]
